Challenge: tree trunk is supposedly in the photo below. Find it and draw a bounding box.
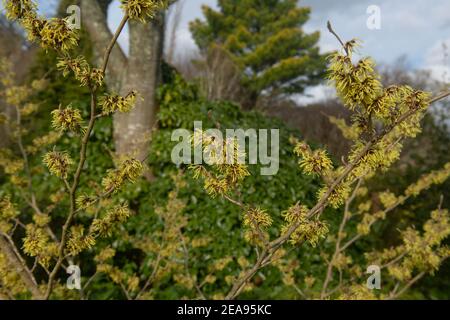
[114,14,164,159]
[80,0,127,93]
[81,0,164,159]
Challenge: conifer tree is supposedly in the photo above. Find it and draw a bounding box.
[190,0,327,107]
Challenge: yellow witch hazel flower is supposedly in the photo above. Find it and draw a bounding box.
[31,78,48,91]
[57,56,88,77]
[43,150,73,179]
[89,68,105,86]
[39,18,79,53]
[203,177,229,197]
[66,225,96,256]
[423,209,450,246]
[241,207,272,245]
[317,182,351,209]
[22,224,49,257]
[51,105,84,133]
[20,14,46,43]
[328,43,382,112]
[120,158,145,182]
[57,56,104,87]
[33,213,51,227]
[3,0,36,20]
[282,202,309,223]
[378,191,398,209]
[282,219,329,247]
[348,139,402,179]
[404,89,431,111]
[328,38,432,134]
[1,159,24,175]
[217,163,250,184]
[75,194,97,210]
[293,140,310,157]
[299,149,333,175]
[5,85,31,106]
[367,85,403,120]
[293,141,333,176]
[356,213,377,236]
[99,91,138,115]
[338,285,378,300]
[101,157,144,192]
[243,207,273,229]
[120,0,170,22]
[90,204,132,238]
[280,203,328,247]
[189,133,250,198]
[5,1,78,53]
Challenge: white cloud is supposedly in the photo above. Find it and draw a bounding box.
[424,39,450,83]
[425,39,450,66]
[303,0,450,68]
[174,27,198,53]
[294,84,336,106]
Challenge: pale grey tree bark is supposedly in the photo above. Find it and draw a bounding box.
[80,0,165,159]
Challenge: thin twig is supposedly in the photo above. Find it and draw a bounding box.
[321,178,362,298]
[43,13,129,300]
[327,21,348,56]
[388,272,425,300]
